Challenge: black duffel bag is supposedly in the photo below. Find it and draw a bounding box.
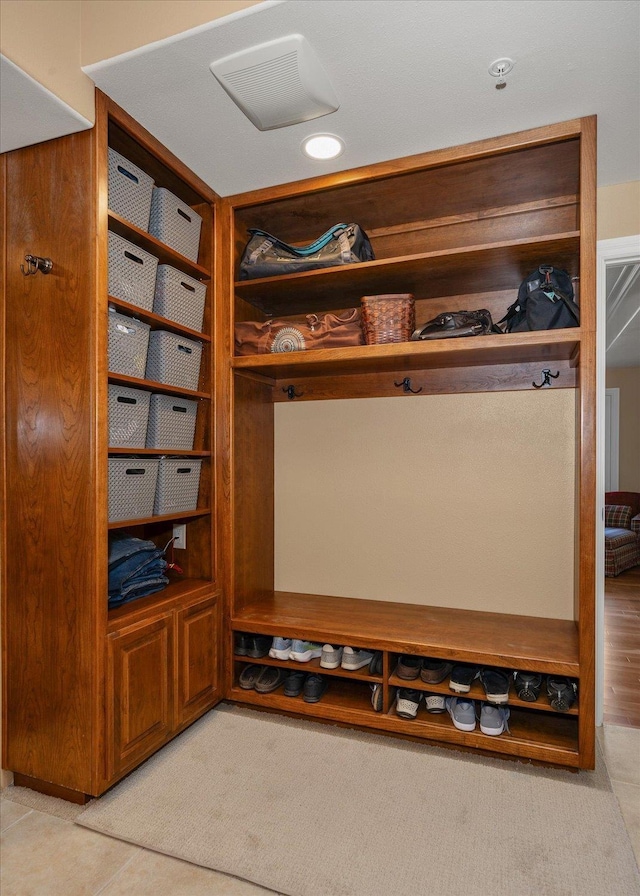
[411,308,501,340]
[500,265,579,332]
[239,223,374,280]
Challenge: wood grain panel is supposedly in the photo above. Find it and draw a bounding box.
[3,129,101,793]
[176,594,219,727]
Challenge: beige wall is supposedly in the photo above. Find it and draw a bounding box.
[597,182,640,240]
[275,390,577,619]
[606,367,640,492]
[0,0,95,121]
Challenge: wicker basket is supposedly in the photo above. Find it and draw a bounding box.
[361,294,415,344]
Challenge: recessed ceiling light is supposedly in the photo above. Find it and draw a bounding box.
[302,134,344,160]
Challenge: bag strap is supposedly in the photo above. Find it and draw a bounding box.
[247,224,349,259]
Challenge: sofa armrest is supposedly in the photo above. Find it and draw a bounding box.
[632,514,640,536]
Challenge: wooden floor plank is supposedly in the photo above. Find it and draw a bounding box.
[603,565,640,728]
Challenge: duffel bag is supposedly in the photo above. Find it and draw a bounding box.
[235,309,364,355]
[239,223,374,280]
[411,308,501,340]
[500,265,579,332]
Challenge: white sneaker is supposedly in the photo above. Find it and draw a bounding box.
[396,689,421,719]
[289,640,323,662]
[320,644,343,668]
[341,646,374,671]
[269,637,292,660]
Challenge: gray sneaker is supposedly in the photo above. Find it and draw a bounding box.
[445,696,477,732]
[479,703,510,736]
[341,646,374,671]
[320,644,344,669]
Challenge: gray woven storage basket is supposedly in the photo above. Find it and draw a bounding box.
[145,330,203,390]
[108,231,159,310]
[108,385,151,448]
[149,187,202,262]
[108,310,151,378]
[153,265,206,331]
[108,148,154,231]
[108,458,159,522]
[146,393,198,450]
[153,457,202,515]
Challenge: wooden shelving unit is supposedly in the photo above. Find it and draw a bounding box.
[224,116,596,770]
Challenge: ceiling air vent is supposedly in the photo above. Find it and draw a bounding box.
[209,34,339,131]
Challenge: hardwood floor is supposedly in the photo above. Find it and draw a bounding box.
[603,564,640,727]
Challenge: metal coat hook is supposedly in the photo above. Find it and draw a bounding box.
[283,385,303,400]
[21,254,53,277]
[532,369,559,389]
[394,377,422,394]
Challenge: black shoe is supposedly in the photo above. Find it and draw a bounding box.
[480,669,510,704]
[420,658,454,684]
[234,632,249,656]
[246,635,272,658]
[395,688,422,719]
[513,671,542,702]
[238,664,263,689]
[369,651,383,676]
[254,666,287,694]
[449,664,480,693]
[547,677,577,712]
[370,683,384,712]
[283,670,307,697]
[303,674,328,703]
[396,655,422,680]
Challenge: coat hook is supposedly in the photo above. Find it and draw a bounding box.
[394,377,422,394]
[283,385,303,400]
[532,369,559,389]
[20,254,53,276]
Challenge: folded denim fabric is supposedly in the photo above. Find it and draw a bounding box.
[108,576,169,608]
[108,536,167,594]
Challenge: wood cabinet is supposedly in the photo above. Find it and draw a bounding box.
[224,117,596,770]
[2,91,223,799]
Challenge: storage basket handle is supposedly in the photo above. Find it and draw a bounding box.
[117,164,139,185]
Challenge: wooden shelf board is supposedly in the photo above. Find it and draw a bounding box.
[108,508,210,530]
[232,592,580,675]
[107,577,214,631]
[108,448,211,457]
[108,212,209,279]
[107,372,210,400]
[108,297,211,343]
[233,329,580,379]
[234,233,580,315]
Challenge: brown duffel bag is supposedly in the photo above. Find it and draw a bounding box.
[235,309,364,355]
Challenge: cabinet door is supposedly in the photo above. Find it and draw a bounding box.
[176,594,220,728]
[107,613,175,780]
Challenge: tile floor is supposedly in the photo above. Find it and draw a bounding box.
[1,724,638,896]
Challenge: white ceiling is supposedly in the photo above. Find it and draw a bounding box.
[83,0,640,197]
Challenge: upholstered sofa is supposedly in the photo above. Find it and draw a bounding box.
[604,491,640,577]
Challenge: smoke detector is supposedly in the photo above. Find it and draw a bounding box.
[210,35,340,131]
[488,58,515,89]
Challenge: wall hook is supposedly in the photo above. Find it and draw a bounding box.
[532,369,559,389]
[20,254,53,276]
[394,377,422,394]
[283,385,303,400]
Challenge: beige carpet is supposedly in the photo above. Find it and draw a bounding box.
[78,705,640,896]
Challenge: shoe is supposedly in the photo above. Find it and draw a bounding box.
[370,683,384,712]
[446,697,477,732]
[341,646,375,671]
[424,692,447,713]
[395,688,422,719]
[269,637,293,660]
[480,703,510,736]
[289,640,323,662]
[246,635,272,658]
[480,669,510,704]
[283,670,307,697]
[303,674,328,703]
[547,677,577,712]
[420,658,454,684]
[513,670,542,702]
[238,664,263,689]
[369,651,383,676]
[234,632,249,656]
[320,644,344,669]
[396,654,422,679]
[254,666,287,694]
[449,665,480,693]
